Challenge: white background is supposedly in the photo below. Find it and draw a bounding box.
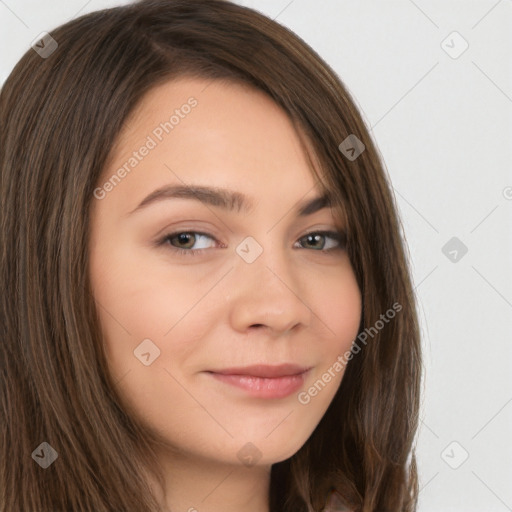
[1,1,512,510]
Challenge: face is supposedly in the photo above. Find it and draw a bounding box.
[88,77,362,469]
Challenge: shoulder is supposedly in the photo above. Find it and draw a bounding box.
[322,490,353,511]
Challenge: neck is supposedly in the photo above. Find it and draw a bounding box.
[145,447,271,512]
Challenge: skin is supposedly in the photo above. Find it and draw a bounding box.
[88,77,362,512]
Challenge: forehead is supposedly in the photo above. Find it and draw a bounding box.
[95,76,336,219]
[110,77,314,165]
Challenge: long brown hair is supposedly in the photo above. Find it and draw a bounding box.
[0,1,422,510]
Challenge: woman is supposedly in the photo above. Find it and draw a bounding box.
[0,1,422,510]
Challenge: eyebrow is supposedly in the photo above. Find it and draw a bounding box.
[127,184,333,217]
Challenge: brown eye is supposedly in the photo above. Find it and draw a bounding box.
[159,231,218,256]
[157,229,346,257]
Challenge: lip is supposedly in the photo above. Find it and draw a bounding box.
[209,364,311,378]
[206,364,311,399]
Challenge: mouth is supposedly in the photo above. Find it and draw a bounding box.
[205,364,312,399]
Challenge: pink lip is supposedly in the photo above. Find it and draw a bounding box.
[206,364,311,399]
[210,364,311,378]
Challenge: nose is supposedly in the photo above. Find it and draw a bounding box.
[227,239,313,336]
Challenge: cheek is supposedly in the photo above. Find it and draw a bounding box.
[88,241,209,377]
[88,248,215,431]
[315,265,362,353]
[90,240,204,342]
[304,267,362,396]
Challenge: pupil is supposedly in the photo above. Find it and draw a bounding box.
[178,233,193,247]
[308,234,321,249]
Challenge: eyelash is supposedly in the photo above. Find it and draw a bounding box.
[157,229,347,257]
